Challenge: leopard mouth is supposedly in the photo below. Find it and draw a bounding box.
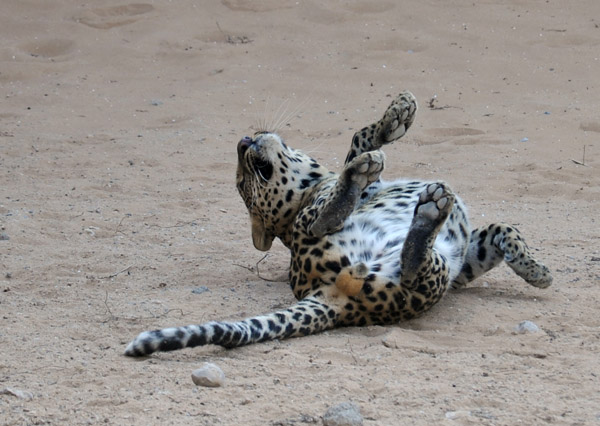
[237,136,273,181]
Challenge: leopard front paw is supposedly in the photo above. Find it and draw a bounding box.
[378,91,418,144]
[345,151,385,190]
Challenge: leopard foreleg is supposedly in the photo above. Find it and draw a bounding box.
[345,91,417,164]
[308,151,384,237]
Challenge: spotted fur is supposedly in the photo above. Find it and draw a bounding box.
[125,91,552,357]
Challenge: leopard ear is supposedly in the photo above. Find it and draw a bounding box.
[251,217,274,251]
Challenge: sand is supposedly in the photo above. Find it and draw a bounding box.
[1,0,599,424]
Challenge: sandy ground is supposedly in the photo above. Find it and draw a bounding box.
[1,0,599,425]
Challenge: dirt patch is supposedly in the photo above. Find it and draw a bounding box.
[1,0,599,425]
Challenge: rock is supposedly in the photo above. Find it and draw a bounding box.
[0,387,33,400]
[322,402,363,426]
[192,286,210,295]
[191,363,225,387]
[483,325,501,336]
[445,410,472,420]
[515,320,540,334]
[0,233,9,241]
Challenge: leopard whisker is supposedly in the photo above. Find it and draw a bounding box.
[249,95,269,134]
[273,94,313,134]
[258,95,270,133]
[302,139,334,161]
[251,92,314,135]
[256,168,268,182]
[270,97,292,134]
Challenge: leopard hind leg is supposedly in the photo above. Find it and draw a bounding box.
[452,223,552,289]
[399,183,455,315]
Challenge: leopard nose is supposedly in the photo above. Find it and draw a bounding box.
[238,136,253,156]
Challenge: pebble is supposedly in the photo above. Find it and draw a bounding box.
[0,233,9,241]
[515,320,540,334]
[192,286,210,295]
[520,137,529,142]
[191,363,225,387]
[445,410,472,420]
[322,402,363,426]
[483,325,501,336]
[1,387,33,400]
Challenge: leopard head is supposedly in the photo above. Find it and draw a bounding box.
[236,132,330,251]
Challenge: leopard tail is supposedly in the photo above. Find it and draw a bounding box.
[124,294,340,357]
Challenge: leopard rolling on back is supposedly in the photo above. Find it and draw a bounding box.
[125,91,552,357]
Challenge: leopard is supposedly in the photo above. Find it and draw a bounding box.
[125,91,552,357]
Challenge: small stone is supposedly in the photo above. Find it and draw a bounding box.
[483,326,501,336]
[191,363,225,387]
[515,320,540,334]
[0,233,9,241]
[445,410,472,420]
[192,286,210,295]
[322,402,363,426]
[520,137,529,142]
[0,387,33,400]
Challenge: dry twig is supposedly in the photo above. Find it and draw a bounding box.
[146,218,202,229]
[113,215,130,236]
[97,266,132,280]
[427,94,462,111]
[571,145,587,166]
[233,253,281,282]
[101,290,185,323]
[216,21,252,44]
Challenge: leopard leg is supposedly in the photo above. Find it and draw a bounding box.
[308,151,384,237]
[399,183,455,315]
[452,224,553,288]
[345,91,417,164]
